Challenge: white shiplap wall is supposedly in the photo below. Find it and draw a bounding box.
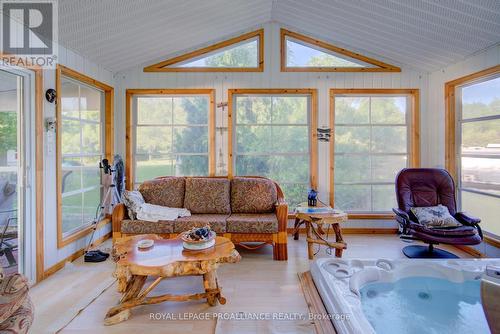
[427,44,500,257]
[114,22,429,229]
[43,45,116,270]
[42,23,499,268]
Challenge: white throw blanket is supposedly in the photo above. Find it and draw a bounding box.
[136,203,191,222]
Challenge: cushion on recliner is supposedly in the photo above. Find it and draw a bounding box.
[396,168,457,215]
[139,177,185,208]
[226,213,278,233]
[231,177,277,213]
[121,219,174,234]
[410,222,477,237]
[410,205,461,228]
[184,178,231,214]
[174,214,228,233]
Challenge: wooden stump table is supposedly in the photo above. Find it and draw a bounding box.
[105,234,240,325]
[293,205,348,260]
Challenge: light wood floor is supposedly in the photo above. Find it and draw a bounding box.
[30,234,470,334]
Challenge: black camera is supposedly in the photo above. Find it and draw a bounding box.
[100,159,113,175]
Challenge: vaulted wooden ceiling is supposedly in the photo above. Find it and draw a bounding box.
[58,0,500,73]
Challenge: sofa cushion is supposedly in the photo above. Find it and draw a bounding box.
[231,177,277,213]
[121,219,174,234]
[138,177,185,208]
[174,214,228,234]
[184,178,231,214]
[226,213,278,233]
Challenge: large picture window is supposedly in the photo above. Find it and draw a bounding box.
[448,71,500,238]
[229,89,317,209]
[56,65,114,248]
[126,89,215,189]
[330,89,419,217]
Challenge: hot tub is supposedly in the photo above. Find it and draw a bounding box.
[311,258,500,334]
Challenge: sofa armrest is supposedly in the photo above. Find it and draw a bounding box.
[455,211,483,240]
[392,207,411,234]
[112,203,126,234]
[455,212,481,225]
[392,207,409,221]
[274,198,289,260]
[275,199,288,233]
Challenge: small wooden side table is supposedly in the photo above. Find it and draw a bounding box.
[293,205,348,260]
[105,234,240,325]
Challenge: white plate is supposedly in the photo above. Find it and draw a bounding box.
[183,238,215,251]
[137,239,154,249]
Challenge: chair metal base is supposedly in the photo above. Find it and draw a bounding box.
[402,245,459,259]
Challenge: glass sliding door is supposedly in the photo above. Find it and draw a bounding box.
[0,69,30,276]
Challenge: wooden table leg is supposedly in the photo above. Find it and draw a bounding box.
[306,222,314,260]
[293,218,301,240]
[105,275,147,325]
[317,223,325,235]
[332,223,345,258]
[203,270,220,306]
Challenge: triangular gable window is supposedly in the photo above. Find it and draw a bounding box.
[281,29,400,72]
[144,29,264,72]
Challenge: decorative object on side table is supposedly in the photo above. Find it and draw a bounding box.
[180,225,216,250]
[308,189,318,206]
[105,234,240,325]
[293,202,348,259]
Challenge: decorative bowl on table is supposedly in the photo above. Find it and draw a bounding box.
[180,225,216,250]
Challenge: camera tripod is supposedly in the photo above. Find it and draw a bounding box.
[84,159,121,262]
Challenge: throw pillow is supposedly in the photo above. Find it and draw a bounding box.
[410,205,461,228]
[122,190,145,220]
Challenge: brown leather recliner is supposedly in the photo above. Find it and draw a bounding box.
[393,168,483,258]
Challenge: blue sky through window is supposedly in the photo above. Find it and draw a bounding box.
[462,76,500,104]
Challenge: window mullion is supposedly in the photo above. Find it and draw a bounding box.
[171,98,175,162]
[369,97,374,212]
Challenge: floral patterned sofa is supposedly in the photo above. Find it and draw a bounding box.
[0,268,34,333]
[112,176,288,260]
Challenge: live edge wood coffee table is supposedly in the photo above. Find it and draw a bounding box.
[293,204,348,260]
[105,234,240,325]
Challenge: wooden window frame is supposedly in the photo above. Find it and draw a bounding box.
[56,65,114,248]
[227,88,318,204]
[445,65,500,247]
[280,29,400,73]
[329,89,420,219]
[125,89,216,190]
[144,29,264,73]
